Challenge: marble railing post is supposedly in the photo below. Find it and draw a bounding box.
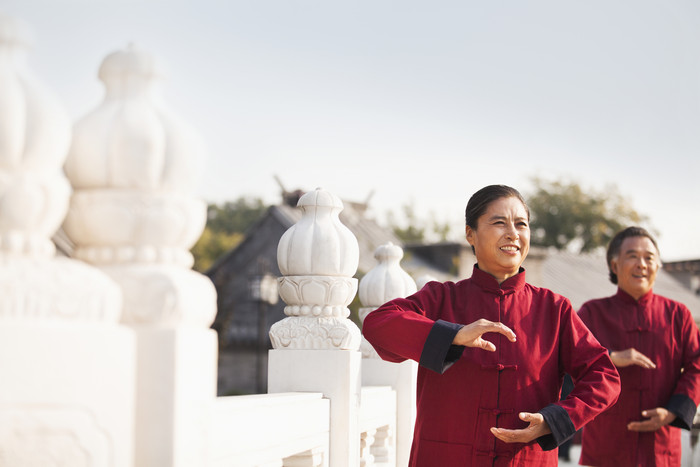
[61,44,217,467]
[0,14,134,467]
[359,242,418,467]
[268,188,361,467]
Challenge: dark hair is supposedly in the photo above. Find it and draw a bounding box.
[465,185,530,228]
[606,226,659,284]
[465,185,530,254]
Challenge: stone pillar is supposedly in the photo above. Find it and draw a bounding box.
[359,242,418,467]
[0,13,134,467]
[61,44,217,467]
[268,188,361,467]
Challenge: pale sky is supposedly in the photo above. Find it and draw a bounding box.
[4,1,700,261]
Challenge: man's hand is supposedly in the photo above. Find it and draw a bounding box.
[610,348,656,369]
[627,408,676,432]
[490,412,551,444]
[452,318,516,352]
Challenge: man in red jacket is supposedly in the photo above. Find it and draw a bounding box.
[578,226,700,467]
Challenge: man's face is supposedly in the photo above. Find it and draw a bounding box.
[611,236,659,300]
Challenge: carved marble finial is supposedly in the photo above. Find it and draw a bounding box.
[359,242,416,312]
[0,14,122,323]
[271,188,361,350]
[62,44,207,270]
[64,43,203,193]
[0,13,71,259]
[60,44,215,327]
[359,242,416,358]
[277,188,359,277]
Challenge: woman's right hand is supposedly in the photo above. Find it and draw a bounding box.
[452,319,517,352]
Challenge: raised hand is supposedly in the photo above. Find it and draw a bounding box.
[452,318,517,352]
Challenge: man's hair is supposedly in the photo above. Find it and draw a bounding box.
[606,226,659,284]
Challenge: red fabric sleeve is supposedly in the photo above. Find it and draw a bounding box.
[362,283,444,364]
[670,304,700,411]
[556,300,621,430]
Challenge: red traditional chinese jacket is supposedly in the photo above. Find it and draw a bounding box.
[362,266,620,467]
[578,289,700,467]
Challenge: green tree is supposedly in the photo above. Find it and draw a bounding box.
[387,203,426,243]
[191,197,269,272]
[386,203,453,243]
[429,213,453,242]
[191,227,243,272]
[526,178,648,253]
[206,198,268,234]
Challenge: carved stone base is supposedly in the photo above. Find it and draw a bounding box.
[100,264,216,327]
[63,190,206,269]
[358,307,380,358]
[0,255,121,322]
[0,405,112,466]
[278,276,357,319]
[269,316,361,350]
[0,170,72,258]
[360,338,380,359]
[0,324,135,467]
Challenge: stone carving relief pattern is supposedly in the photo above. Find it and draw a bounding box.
[0,257,121,322]
[0,405,113,467]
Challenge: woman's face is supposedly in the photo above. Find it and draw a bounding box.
[465,196,530,283]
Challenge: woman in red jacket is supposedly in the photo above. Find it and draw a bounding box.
[362,184,620,466]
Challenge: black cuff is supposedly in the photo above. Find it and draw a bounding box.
[419,319,464,374]
[537,404,576,451]
[666,393,697,430]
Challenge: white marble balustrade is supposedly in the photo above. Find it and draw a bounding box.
[359,242,418,467]
[359,386,396,467]
[0,13,134,467]
[210,392,330,467]
[0,12,424,467]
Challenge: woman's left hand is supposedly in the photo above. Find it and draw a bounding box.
[490,412,551,443]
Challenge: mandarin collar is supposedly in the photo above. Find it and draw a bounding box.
[471,264,527,294]
[615,287,654,305]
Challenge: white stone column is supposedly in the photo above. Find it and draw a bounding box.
[0,13,134,467]
[268,188,361,467]
[62,44,217,467]
[359,242,418,467]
